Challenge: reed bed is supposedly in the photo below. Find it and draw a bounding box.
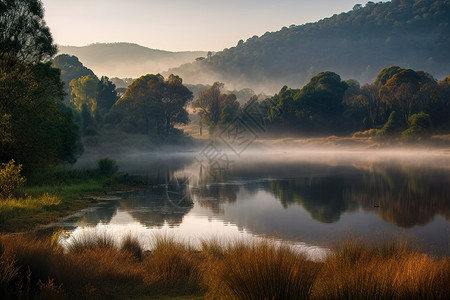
[0,233,448,299]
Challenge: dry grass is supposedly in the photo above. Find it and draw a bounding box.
[203,239,321,300]
[144,234,203,294]
[313,239,450,300]
[0,233,448,299]
[120,234,144,261]
[66,230,116,253]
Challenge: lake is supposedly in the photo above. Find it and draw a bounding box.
[58,146,450,257]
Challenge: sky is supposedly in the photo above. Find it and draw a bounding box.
[41,0,389,52]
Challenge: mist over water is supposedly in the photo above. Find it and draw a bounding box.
[65,144,450,256]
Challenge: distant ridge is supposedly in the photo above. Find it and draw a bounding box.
[167,0,450,93]
[58,43,207,78]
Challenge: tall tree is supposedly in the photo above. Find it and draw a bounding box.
[163,74,192,135]
[0,62,77,165]
[380,69,435,125]
[112,74,192,136]
[96,76,118,115]
[69,74,100,113]
[0,0,56,69]
[356,83,384,129]
[192,82,239,132]
[0,0,78,166]
[51,54,95,102]
[295,71,348,132]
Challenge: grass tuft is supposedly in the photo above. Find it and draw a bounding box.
[120,234,143,261]
[204,240,321,300]
[67,231,115,253]
[313,239,448,299]
[143,234,203,294]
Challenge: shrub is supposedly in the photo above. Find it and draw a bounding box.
[376,111,403,137]
[352,129,377,138]
[0,160,26,198]
[97,158,118,176]
[402,112,432,140]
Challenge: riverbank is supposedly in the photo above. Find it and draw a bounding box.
[0,163,146,233]
[0,233,448,299]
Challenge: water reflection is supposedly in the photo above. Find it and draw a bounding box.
[118,188,192,228]
[64,150,450,255]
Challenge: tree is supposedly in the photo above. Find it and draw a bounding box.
[381,69,435,125]
[51,54,95,102]
[375,66,404,87]
[0,159,25,198]
[163,75,192,135]
[69,75,100,113]
[295,71,348,132]
[0,62,78,165]
[377,110,403,137]
[355,83,384,129]
[112,74,192,136]
[192,82,239,132]
[402,112,432,140]
[96,76,118,114]
[0,0,78,166]
[0,0,56,69]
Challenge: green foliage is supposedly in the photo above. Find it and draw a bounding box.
[0,159,25,198]
[0,0,56,67]
[70,74,100,112]
[0,1,79,168]
[375,66,404,87]
[193,82,240,132]
[51,54,95,102]
[81,103,97,136]
[69,74,118,136]
[0,61,78,166]
[96,76,118,114]
[263,72,349,134]
[245,66,448,137]
[111,74,192,136]
[377,111,403,137]
[97,158,118,176]
[170,0,450,89]
[402,112,432,140]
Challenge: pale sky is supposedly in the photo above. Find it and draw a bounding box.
[41,0,389,52]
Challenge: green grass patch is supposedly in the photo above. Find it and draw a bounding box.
[0,163,143,232]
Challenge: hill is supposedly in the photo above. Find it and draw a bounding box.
[58,43,207,78]
[167,0,450,93]
[51,54,96,101]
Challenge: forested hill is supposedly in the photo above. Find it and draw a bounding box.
[168,0,450,92]
[58,43,207,78]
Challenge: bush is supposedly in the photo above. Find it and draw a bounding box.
[402,112,432,140]
[97,158,118,176]
[352,129,377,137]
[0,160,26,198]
[376,111,403,137]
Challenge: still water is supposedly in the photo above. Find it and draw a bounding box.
[59,148,450,256]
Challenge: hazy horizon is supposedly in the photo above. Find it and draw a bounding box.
[42,0,390,52]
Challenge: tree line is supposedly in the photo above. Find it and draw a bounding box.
[193,67,449,139]
[1,0,449,174]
